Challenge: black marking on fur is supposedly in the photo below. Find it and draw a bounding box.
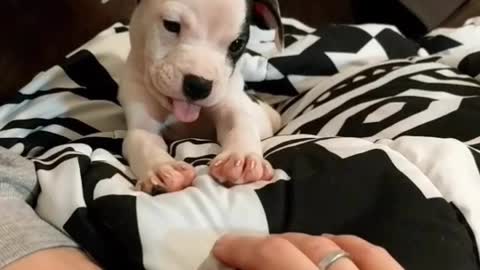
[228,0,281,67]
[114,26,129,33]
[227,16,250,65]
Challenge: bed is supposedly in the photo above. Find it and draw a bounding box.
[2,1,480,270]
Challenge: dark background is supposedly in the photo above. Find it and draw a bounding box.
[1,0,479,102]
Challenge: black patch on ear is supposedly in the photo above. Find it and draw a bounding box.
[249,0,269,30]
[248,0,284,50]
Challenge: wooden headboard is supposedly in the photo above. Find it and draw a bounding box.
[0,0,477,103]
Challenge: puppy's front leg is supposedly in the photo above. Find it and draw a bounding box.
[120,77,196,194]
[124,125,196,194]
[208,97,276,186]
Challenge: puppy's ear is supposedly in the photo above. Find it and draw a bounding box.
[251,0,284,50]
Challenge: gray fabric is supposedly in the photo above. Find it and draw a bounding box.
[0,147,38,202]
[400,0,467,29]
[0,147,78,268]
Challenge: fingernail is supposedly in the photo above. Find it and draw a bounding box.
[214,160,224,167]
[235,160,243,167]
[322,233,335,238]
[249,160,256,169]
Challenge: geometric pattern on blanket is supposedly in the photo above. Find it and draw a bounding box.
[420,16,480,81]
[244,19,425,100]
[0,20,479,270]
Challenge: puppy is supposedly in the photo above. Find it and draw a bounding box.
[119,0,284,194]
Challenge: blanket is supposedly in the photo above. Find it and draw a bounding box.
[1,18,480,270]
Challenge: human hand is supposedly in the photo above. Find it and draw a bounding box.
[213,233,404,270]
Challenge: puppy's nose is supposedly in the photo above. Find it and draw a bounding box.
[182,74,213,101]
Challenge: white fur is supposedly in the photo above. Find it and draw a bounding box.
[119,0,282,193]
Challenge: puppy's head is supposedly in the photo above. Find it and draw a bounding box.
[130,0,283,122]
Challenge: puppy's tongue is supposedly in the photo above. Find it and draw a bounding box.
[172,100,201,122]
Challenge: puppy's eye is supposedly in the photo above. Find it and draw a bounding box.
[228,38,246,54]
[163,20,181,34]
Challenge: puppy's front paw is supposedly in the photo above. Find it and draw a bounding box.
[209,152,274,186]
[136,161,196,194]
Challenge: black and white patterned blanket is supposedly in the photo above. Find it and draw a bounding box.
[2,18,480,270]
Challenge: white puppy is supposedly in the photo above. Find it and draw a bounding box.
[119,0,284,194]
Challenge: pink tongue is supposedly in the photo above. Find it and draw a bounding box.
[172,100,201,122]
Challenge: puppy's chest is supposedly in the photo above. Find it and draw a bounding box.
[161,112,216,143]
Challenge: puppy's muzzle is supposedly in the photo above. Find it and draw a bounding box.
[183,74,213,101]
